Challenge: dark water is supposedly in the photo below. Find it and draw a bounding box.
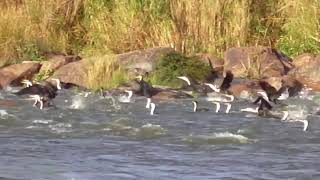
[0,88,320,180]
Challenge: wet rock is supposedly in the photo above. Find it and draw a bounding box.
[0,62,41,88]
[0,100,16,108]
[289,53,320,85]
[117,47,175,76]
[51,60,88,89]
[40,54,81,74]
[224,47,293,78]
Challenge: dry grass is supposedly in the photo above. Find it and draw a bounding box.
[0,0,319,68]
[276,0,320,57]
[86,55,129,90]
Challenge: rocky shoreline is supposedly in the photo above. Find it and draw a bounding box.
[0,46,319,100]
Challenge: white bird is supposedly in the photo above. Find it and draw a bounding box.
[206,94,234,102]
[150,102,156,115]
[146,97,151,109]
[51,78,62,90]
[204,83,220,92]
[278,89,289,100]
[212,102,221,113]
[281,111,289,121]
[298,120,309,131]
[28,95,44,110]
[224,103,232,113]
[177,76,191,86]
[21,79,33,87]
[240,107,259,113]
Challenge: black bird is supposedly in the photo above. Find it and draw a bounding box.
[15,79,61,100]
[281,78,303,97]
[204,70,234,93]
[242,93,288,120]
[204,59,219,82]
[258,81,289,104]
[135,75,154,108]
[220,71,234,93]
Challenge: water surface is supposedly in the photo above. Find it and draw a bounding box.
[0,89,320,180]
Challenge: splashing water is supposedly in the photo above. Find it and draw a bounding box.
[69,95,86,110]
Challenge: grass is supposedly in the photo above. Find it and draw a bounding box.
[148,52,211,88]
[276,0,320,57]
[33,69,55,81]
[86,55,129,91]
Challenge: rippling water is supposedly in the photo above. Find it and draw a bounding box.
[0,89,320,180]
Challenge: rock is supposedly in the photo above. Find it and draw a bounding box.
[196,53,224,73]
[229,81,260,98]
[51,60,88,89]
[117,47,175,75]
[39,54,81,74]
[0,62,41,88]
[0,100,16,108]
[263,77,283,90]
[224,47,293,78]
[289,53,320,85]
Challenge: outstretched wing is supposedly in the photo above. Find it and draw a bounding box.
[258,97,273,110]
[258,81,277,98]
[14,84,46,96]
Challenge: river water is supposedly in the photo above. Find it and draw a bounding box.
[0,88,320,180]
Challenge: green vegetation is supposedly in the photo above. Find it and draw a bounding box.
[0,0,320,67]
[148,52,211,88]
[34,69,54,82]
[86,55,129,90]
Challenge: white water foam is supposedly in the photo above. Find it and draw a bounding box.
[69,95,86,110]
[33,119,54,124]
[49,123,72,134]
[184,132,252,144]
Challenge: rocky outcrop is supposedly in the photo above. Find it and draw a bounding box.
[196,53,224,73]
[224,47,293,78]
[0,62,41,88]
[39,54,81,74]
[228,80,261,98]
[117,47,175,76]
[289,53,320,86]
[51,60,88,89]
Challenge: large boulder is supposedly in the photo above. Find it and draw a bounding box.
[39,54,81,74]
[196,53,224,73]
[0,62,41,88]
[117,47,175,76]
[51,60,88,89]
[289,53,320,87]
[224,47,293,78]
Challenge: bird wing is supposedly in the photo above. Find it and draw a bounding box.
[14,84,46,96]
[258,97,273,110]
[220,71,233,92]
[258,81,277,99]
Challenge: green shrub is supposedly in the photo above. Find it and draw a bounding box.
[34,69,54,81]
[148,52,211,88]
[276,0,320,57]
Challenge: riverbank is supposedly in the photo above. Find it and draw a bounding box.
[0,46,319,99]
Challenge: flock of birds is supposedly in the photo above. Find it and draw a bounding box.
[10,70,313,132]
